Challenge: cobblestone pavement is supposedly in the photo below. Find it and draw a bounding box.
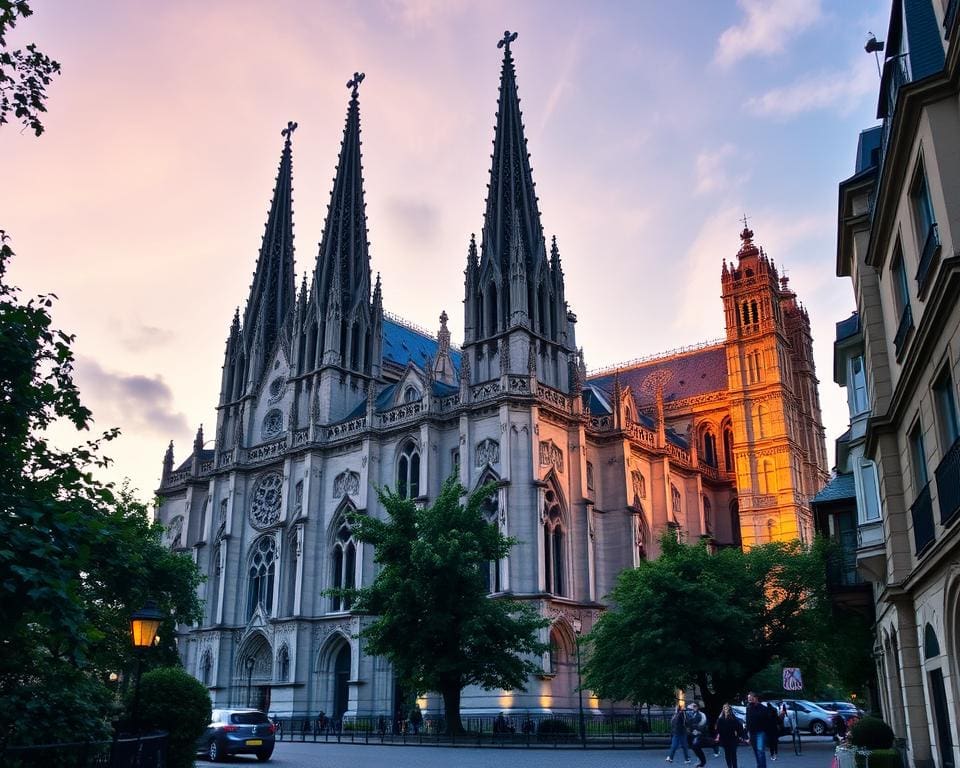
[206,736,837,768]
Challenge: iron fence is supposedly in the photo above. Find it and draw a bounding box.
[272,710,678,748]
[1,732,167,768]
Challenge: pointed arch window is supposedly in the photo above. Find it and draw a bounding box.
[758,459,777,495]
[397,440,421,499]
[703,429,718,468]
[543,488,566,596]
[671,483,682,521]
[480,493,501,594]
[331,517,357,612]
[403,385,420,403]
[723,426,734,471]
[247,535,277,619]
[754,404,768,437]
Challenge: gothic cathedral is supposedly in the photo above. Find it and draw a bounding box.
[156,34,828,719]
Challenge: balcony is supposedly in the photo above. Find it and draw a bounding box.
[894,304,914,359]
[915,223,941,297]
[935,436,960,526]
[911,483,935,556]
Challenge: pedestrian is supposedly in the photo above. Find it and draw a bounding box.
[745,692,768,768]
[409,704,423,735]
[667,704,692,764]
[494,711,508,735]
[687,702,709,768]
[765,702,780,761]
[715,703,745,768]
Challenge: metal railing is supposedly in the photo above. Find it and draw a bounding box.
[271,710,676,749]
[935,436,960,526]
[911,483,935,556]
[1,732,167,768]
[915,223,941,296]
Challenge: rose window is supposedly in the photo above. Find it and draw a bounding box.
[249,472,283,529]
[262,409,283,439]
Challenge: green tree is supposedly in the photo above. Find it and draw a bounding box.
[136,667,212,768]
[1,1,61,135]
[583,533,833,718]
[0,235,203,746]
[343,477,547,734]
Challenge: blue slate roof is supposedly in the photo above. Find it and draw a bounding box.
[812,473,856,504]
[382,317,461,372]
[589,345,728,408]
[836,313,861,343]
[855,127,882,174]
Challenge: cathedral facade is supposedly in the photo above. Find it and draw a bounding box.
[156,35,828,719]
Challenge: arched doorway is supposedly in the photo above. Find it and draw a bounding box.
[333,644,351,722]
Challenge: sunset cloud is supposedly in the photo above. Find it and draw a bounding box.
[716,0,822,66]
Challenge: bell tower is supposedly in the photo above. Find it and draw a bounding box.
[721,223,818,545]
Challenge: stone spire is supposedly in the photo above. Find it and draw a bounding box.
[432,310,456,385]
[243,121,298,379]
[479,30,547,306]
[162,440,174,481]
[312,72,378,375]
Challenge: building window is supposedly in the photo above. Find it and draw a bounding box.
[909,422,928,490]
[671,483,682,521]
[723,427,734,471]
[910,161,936,250]
[850,355,868,415]
[247,535,277,619]
[891,239,914,357]
[294,480,304,512]
[758,459,777,495]
[397,440,421,499]
[754,404,768,438]
[586,462,595,492]
[331,517,357,611]
[451,448,460,478]
[746,349,762,384]
[481,495,501,594]
[703,429,718,467]
[859,460,881,521]
[933,366,960,451]
[543,488,565,596]
[403,385,420,403]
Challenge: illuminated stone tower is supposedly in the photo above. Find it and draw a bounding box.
[721,225,826,545]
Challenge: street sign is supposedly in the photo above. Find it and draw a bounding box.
[783,667,803,691]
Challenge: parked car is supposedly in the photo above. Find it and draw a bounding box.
[196,709,276,762]
[770,700,835,736]
[729,704,793,735]
[816,701,865,718]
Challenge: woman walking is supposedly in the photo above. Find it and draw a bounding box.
[715,704,745,768]
[667,705,692,763]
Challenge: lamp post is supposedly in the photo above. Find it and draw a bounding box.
[571,617,585,747]
[130,601,163,734]
[245,656,255,708]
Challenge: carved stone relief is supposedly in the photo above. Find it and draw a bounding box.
[475,438,500,467]
[539,440,563,473]
[333,470,360,499]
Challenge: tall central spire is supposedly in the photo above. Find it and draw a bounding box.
[243,121,297,376]
[481,30,547,275]
[315,71,371,329]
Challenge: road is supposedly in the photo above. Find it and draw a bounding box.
[205,736,838,768]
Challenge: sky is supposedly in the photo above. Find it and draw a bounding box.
[1,0,891,500]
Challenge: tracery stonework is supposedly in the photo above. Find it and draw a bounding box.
[333,469,360,498]
[475,438,499,467]
[249,472,283,529]
[539,440,563,473]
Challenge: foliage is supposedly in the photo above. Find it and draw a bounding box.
[583,533,833,718]
[0,235,203,746]
[0,1,61,135]
[135,667,211,768]
[343,477,547,734]
[849,716,895,750]
[855,749,901,768]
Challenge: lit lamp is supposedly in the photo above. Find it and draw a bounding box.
[571,617,586,747]
[129,601,164,734]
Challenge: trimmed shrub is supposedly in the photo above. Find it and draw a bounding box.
[133,666,211,768]
[849,716,895,750]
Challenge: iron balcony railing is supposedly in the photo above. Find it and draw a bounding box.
[935,436,960,526]
[911,483,935,556]
[894,304,914,359]
[915,223,941,296]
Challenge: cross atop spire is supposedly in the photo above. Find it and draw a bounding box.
[740,212,750,229]
[347,72,365,98]
[497,30,518,52]
[282,120,298,142]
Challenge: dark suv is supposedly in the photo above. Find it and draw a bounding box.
[196,709,276,762]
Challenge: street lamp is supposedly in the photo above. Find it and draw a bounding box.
[571,617,585,747]
[129,601,163,734]
[245,656,255,708]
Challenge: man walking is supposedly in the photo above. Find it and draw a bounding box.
[687,702,709,768]
[745,692,769,768]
